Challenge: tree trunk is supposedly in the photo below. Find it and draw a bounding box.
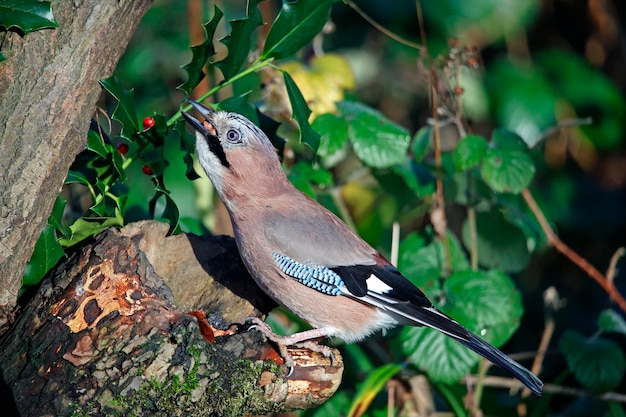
[0,221,343,416]
[0,0,152,330]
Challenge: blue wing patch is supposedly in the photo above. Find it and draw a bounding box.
[271,252,345,296]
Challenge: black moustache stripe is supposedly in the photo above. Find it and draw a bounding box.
[207,135,230,168]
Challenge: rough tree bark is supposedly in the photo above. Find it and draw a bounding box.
[0,0,152,330]
[0,221,343,416]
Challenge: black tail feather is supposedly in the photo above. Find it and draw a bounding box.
[373,299,544,395]
[461,333,543,396]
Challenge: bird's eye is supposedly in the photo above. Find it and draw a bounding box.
[225,129,241,143]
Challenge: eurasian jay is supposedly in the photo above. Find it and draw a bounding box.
[182,100,543,396]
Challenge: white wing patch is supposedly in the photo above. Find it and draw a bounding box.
[366,274,393,294]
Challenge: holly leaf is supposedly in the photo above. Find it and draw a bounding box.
[99,76,139,140]
[22,225,64,287]
[282,70,320,151]
[215,0,263,80]
[262,0,336,59]
[338,101,410,168]
[179,6,223,94]
[0,0,58,34]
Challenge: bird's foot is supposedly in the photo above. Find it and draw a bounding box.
[245,317,333,376]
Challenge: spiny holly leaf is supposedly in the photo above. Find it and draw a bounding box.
[560,330,625,393]
[58,212,124,248]
[338,101,410,168]
[149,188,181,235]
[99,76,139,140]
[282,70,320,151]
[22,225,64,287]
[179,6,223,94]
[262,0,336,59]
[215,0,263,80]
[0,0,58,34]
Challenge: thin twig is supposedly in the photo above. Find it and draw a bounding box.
[607,247,625,285]
[466,375,626,402]
[533,117,593,147]
[522,188,626,313]
[345,0,423,50]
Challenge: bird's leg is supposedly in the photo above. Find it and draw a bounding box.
[246,317,334,373]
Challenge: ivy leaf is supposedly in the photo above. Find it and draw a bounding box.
[0,0,58,34]
[559,330,625,393]
[401,270,523,384]
[22,225,64,287]
[598,309,626,336]
[481,129,535,193]
[179,6,223,94]
[262,0,336,59]
[215,0,263,80]
[462,209,530,273]
[338,101,410,168]
[454,134,488,170]
[99,76,139,140]
[282,70,320,151]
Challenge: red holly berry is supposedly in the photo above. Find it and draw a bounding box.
[143,116,155,129]
[116,143,129,155]
[142,165,154,176]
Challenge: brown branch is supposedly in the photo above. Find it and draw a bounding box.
[522,188,626,313]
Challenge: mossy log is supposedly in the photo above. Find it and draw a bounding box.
[0,221,343,416]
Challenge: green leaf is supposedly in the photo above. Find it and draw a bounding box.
[338,101,410,168]
[0,52,5,62]
[312,113,348,160]
[149,189,181,235]
[347,364,402,417]
[287,162,333,198]
[412,126,432,161]
[401,270,523,384]
[598,309,626,336]
[462,209,530,273]
[179,6,224,94]
[99,76,139,140]
[262,0,336,59]
[398,232,469,298]
[0,0,58,34]
[22,225,64,287]
[87,129,109,159]
[282,70,320,151]
[59,213,124,248]
[215,0,263,80]
[454,135,488,170]
[559,330,625,393]
[48,196,67,234]
[481,129,535,193]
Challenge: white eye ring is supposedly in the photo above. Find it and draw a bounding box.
[225,129,241,143]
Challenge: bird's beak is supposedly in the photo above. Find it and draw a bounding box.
[181,100,218,138]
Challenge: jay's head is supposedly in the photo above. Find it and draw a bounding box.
[182,101,286,199]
